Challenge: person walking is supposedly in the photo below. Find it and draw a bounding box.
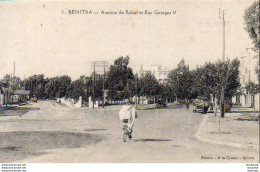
[185,98,190,110]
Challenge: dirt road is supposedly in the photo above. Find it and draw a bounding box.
[0,100,258,163]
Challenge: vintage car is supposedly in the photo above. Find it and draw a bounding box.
[31,97,38,103]
[156,99,167,108]
[193,96,209,114]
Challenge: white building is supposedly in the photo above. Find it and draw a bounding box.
[137,64,170,84]
[233,48,259,110]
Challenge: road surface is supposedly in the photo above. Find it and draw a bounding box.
[0,100,258,163]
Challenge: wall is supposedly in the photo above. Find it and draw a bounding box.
[57,97,76,107]
[0,94,4,106]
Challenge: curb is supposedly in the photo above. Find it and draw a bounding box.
[0,106,18,111]
[195,114,259,151]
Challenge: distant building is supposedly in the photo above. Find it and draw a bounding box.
[137,64,170,84]
[13,90,30,103]
[233,48,259,110]
[0,87,12,106]
[0,88,4,106]
[240,49,258,86]
[0,88,30,106]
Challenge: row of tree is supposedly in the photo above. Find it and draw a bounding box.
[0,55,247,104]
[167,58,241,102]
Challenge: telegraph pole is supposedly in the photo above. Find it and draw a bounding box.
[10,62,15,104]
[102,61,105,108]
[91,61,108,109]
[30,79,32,98]
[221,10,226,118]
[13,62,15,101]
[135,73,137,108]
[92,61,95,109]
[11,73,13,104]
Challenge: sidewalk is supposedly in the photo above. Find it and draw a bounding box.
[197,112,259,151]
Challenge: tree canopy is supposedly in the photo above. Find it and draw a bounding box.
[168,59,193,100]
[244,1,260,51]
[244,1,260,83]
[107,56,134,100]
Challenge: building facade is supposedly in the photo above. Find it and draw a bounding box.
[137,64,170,84]
[233,48,259,110]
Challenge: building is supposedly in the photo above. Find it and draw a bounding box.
[0,88,30,106]
[137,64,170,84]
[0,87,12,106]
[13,90,30,103]
[0,88,4,106]
[233,48,259,110]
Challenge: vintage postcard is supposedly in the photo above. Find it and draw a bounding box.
[0,0,259,166]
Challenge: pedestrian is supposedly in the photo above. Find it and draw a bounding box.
[119,99,137,140]
[203,101,209,114]
[185,98,190,110]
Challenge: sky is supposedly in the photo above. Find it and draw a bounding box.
[0,0,256,80]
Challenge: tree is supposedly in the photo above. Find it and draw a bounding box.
[244,1,260,51]
[168,59,193,101]
[66,79,86,100]
[245,82,259,95]
[107,56,134,100]
[44,75,71,99]
[58,75,72,98]
[139,73,160,99]
[27,74,46,98]
[24,74,48,98]
[191,59,240,103]
[1,74,22,91]
[45,77,60,99]
[224,58,241,101]
[158,83,175,102]
[244,1,260,83]
[192,61,222,100]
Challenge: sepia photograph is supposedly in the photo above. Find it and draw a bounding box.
[0,0,259,167]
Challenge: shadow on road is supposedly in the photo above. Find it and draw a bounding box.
[0,107,40,117]
[84,129,108,131]
[234,113,259,121]
[0,131,103,162]
[137,105,184,111]
[134,138,172,142]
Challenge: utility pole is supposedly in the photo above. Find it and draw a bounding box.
[13,62,15,103]
[11,73,13,104]
[92,61,95,109]
[221,10,226,118]
[30,79,32,98]
[102,61,105,108]
[91,61,108,109]
[135,73,137,108]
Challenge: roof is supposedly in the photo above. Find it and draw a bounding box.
[14,90,30,95]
